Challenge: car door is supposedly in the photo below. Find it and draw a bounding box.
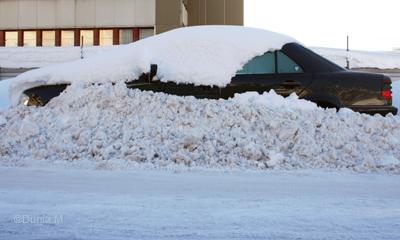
[223,52,279,98]
[223,51,311,98]
[272,51,312,97]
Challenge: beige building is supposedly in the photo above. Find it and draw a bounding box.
[0,0,243,47]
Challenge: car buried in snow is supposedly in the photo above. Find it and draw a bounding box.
[23,42,397,116]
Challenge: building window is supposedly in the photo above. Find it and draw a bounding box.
[119,29,133,45]
[61,30,74,47]
[100,30,113,46]
[80,30,94,46]
[42,31,55,47]
[139,29,154,40]
[5,32,18,47]
[23,31,37,47]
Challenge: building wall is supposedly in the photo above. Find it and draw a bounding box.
[0,0,243,31]
[155,0,244,34]
[0,0,156,29]
[187,0,244,26]
[0,0,243,46]
[224,0,244,26]
[155,0,188,34]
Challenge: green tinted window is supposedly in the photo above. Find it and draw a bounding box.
[237,52,275,75]
[277,51,303,73]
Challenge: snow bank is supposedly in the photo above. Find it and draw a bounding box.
[9,26,296,105]
[1,83,399,173]
[0,78,12,110]
[312,47,400,69]
[392,80,400,111]
[0,46,114,68]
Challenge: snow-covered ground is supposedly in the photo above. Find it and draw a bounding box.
[313,47,400,70]
[1,167,399,240]
[0,46,115,68]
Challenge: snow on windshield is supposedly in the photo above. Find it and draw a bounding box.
[9,26,296,106]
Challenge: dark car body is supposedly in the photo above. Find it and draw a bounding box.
[24,43,397,115]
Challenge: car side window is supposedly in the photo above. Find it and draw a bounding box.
[277,51,303,73]
[236,52,275,75]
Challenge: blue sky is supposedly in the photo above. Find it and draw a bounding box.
[245,0,400,51]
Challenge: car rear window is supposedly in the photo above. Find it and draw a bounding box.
[277,51,303,73]
[237,52,275,74]
[237,51,303,75]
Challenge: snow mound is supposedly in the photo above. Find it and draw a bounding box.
[313,47,400,69]
[0,46,114,68]
[10,26,296,106]
[1,83,400,173]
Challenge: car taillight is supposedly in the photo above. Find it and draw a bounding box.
[382,76,393,103]
[381,90,392,100]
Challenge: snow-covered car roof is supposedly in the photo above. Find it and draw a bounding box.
[10,26,297,105]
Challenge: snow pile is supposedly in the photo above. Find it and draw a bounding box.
[10,26,296,105]
[0,78,12,110]
[312,47,400,69]
[0,46,115,68]
[1,83,400,173]
[392,80,400,111]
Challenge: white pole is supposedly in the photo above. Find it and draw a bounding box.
[80,36,84,59]
[346,36,350,70]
